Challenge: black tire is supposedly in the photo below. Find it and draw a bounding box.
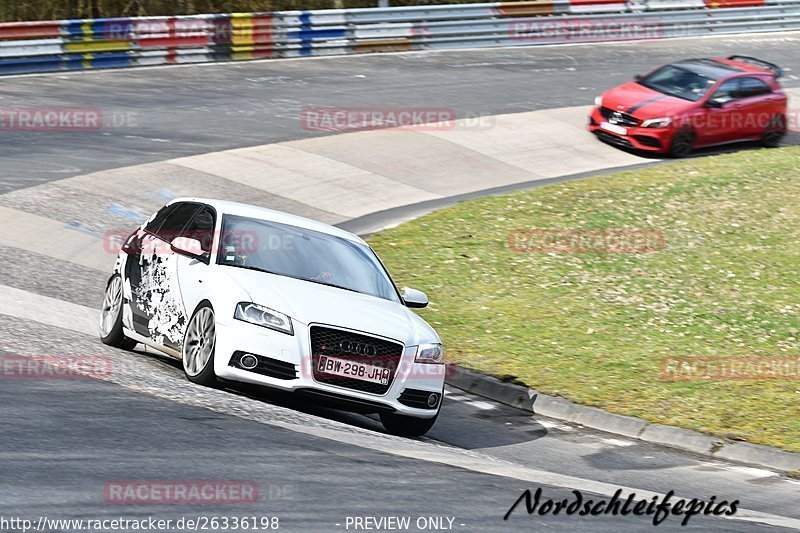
[761,115,787,148]
[182,301,218,387]
[380,411,439,437]
[669,128,695,158]
[99,274,137,350]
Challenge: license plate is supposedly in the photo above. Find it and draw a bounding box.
[601,122,628,136]
[317,355,391,385]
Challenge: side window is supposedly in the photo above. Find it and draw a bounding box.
[711,79,740,104]
[738,77,771,98]
[153,203,202,242]
[181,206,216,253]
[143,204,177,234]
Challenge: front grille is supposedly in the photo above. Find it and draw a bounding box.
[600,107,640,127]
[595,130,634,149]
[229,351,298,380]
[398,389,441,410]
[310,325,403,395]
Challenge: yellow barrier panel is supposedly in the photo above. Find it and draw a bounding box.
[65,40,133,53]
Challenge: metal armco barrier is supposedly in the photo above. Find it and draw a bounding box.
[1,0,799,75]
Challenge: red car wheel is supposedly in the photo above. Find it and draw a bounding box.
[669,128,695,158]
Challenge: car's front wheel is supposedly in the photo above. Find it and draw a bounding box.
[182,302,218,387]
[380,412,439,437]
[669,128,695,158]
[99,274,137,350]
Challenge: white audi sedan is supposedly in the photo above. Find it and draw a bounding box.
[100,198,444,436]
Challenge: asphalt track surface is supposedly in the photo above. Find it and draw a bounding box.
[2,32,800,193]
[1,33,800,532]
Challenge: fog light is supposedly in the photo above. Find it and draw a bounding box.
[427,393,439,408]
[240,354,258,370]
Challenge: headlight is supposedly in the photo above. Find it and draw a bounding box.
[594,95,604,107]
[234,302,294,335]
[641,117,673,128]
[415,343,444,364]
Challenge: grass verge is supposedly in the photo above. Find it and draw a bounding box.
[369,147,800,452]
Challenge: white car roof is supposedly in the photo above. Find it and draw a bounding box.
[169,197,367,245]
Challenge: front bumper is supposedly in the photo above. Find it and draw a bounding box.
[588,107,673,154]
[213,318,445,419]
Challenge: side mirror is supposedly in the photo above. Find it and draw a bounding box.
[401,288,429,309]
[634,74,644,81]
[705,98,725,109]
[170,237,208,262]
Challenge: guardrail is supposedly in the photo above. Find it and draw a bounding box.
[1,0,799,75]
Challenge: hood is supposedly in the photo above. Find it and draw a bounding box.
[219,266,438,346]
[602,82,695,119]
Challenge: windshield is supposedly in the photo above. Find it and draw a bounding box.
[217,214,401,303]
[638,65,719,102]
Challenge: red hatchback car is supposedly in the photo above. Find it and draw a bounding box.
[589,56,788,157]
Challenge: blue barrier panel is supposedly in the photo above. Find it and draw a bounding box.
[285,28,347,40]
[299,12,313,26]
[62,19,85,36]
[61,55,87,70]
[88,52,135,68]
[0,55,63,74]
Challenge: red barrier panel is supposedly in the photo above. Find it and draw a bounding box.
[252,14,273,45]
[704,0,764,6]
[0,21,61,40]
[498,1,557,16]
[569,0,628,7]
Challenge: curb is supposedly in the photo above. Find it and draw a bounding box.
[445,365,800,474]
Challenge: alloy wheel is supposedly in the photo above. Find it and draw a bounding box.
[183,307,216,377]
[100,276,123,337]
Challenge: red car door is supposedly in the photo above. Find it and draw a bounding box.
[735,76,779,139]
[698,78,741,146]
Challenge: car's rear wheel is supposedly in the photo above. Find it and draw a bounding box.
[182,302,218,387]
[669,128,695,158]
[761,115,787,148]
[99,274,137,350]
[380,411,439,437]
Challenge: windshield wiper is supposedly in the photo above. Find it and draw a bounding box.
[222,263,283,277]
[303,278,362,295]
